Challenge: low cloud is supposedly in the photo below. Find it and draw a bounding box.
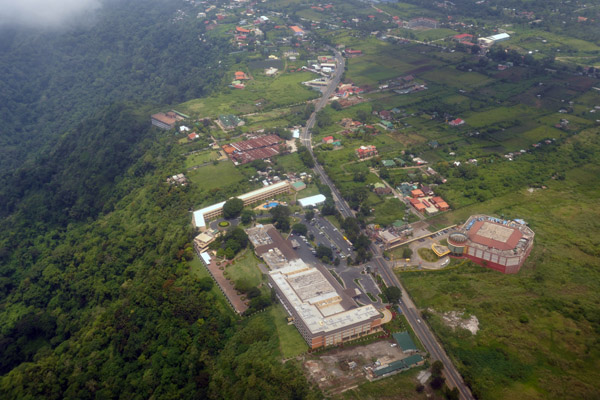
[0,0,101,29]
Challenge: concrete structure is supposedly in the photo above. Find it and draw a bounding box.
[269,261,383,349]
[291,181,306,191]
[298,194,327,208]
[193,230,217,254]
[448,215,534,274]
[290,25,304,36]
[246,224,299,269]
[371,354,424,378]
[192,181,292,229]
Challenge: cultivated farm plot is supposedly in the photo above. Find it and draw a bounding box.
[464,105,542,129]
[421,66,492,89]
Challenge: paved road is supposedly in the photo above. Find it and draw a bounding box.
[300,48,474,400]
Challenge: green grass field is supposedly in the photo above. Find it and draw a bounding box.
[187,161,245,191]
[421,66,493,89]
[227,250,264,288]
[185,151,219,168]
[178,71,319,118]
[270,304,308,359]
[337,366,428,400]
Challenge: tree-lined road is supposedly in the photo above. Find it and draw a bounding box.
[301,48,474,400]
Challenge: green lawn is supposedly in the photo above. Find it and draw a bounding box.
[270,304,308,359]
[187,161,245,191]
[227,250,264,288]
[371,197,408,227]
[185,151,219,168]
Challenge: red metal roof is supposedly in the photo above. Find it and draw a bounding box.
[468,220,523,251]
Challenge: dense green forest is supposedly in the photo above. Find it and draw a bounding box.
[0,0,229,175]
[0,1,319,398]
[0,103,318,400]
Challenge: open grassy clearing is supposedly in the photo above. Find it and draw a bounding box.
[337,365,427,400]
[421,66,493,89]
[399,157,600,399]
[270,304,309,359]
[185,150,219,168]
[178,71,319,117]
[187,160,245,191]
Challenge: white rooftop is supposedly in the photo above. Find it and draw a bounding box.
[298,194,326,208]
[193,201,225,228]
[270,261,380,335]
[192,181,290,228]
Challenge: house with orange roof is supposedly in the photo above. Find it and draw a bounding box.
[234,71,249,80]
[290,25,305,36]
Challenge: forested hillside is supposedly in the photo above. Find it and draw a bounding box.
[0,0,228,174]
[0,1,319,398]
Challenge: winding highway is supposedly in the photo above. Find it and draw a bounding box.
[301,49,474,400]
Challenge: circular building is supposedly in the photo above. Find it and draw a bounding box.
[447,232,468,256]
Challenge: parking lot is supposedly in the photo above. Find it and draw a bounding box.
[290,213,382,306]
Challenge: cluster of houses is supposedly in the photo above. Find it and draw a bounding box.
[231,70,250,89]
[321,136,342,147]
[356,145,378,160]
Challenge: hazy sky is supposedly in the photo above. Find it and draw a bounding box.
[0,0,101,28]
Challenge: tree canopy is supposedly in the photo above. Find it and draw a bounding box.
[223,198,244,219]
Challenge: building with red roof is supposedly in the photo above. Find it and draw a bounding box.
[411,189,424,198]
[447,215,535,274]
[290,25,305,36]
[356,145,378,159]
[453,33,474,42]
[236,26,251,33]
[449,118,465,126]
[322,136,334,144]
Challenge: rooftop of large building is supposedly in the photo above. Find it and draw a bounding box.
[270,261,381,335]
[454,215,534,256]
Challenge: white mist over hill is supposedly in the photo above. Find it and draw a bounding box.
[0,0,101,28]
